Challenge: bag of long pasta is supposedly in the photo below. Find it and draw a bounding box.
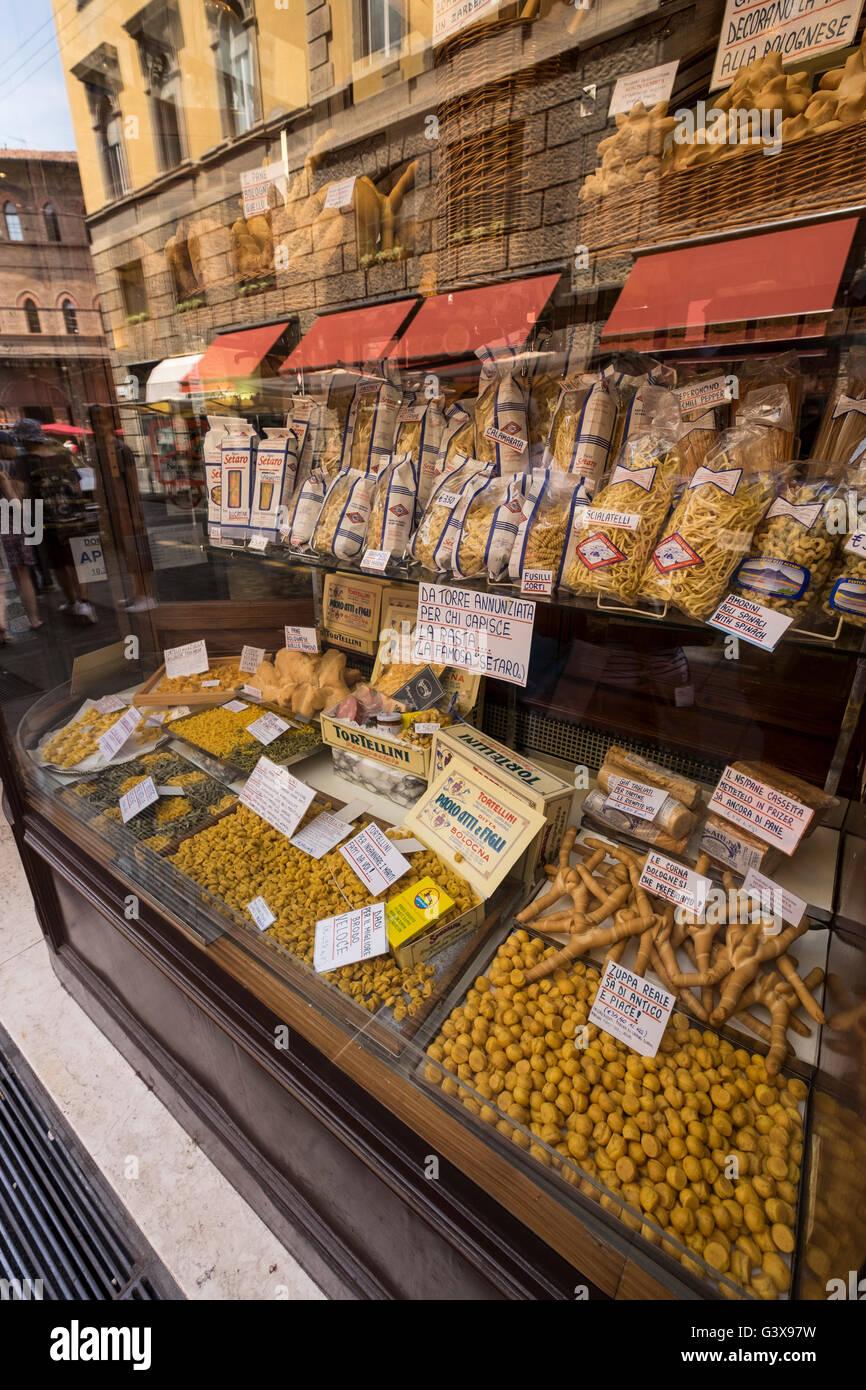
[311,466,376,561]
[410,456,486,573]
[641,389,792,620]
[508,469,588,585]
[340,374,402,474]
[365,452,419,558]
[452,473,527,581]
[559,401,684,603]
[541,374,618,496]
[527,355,566,464]
[287,467,327,549]
[394,388,446,505]
[734,351,801,461]
[812,348,866,468]
[605,358,677,456]
[731,461,846,624]
[825,474,866,627]
[421,401,475,511]
[474,345,529,473]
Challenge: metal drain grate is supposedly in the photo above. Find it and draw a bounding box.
[0,1035,181,1301]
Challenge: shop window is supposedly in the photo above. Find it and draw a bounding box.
[23,298,41,334]
[43,202,62,242]
[126,4,187,173]
[208,0,256,139]
[358,0,406,61]
[4,202,23,241]
[118,260,149,323]
[73,47,130,204]
[61,299,79,335]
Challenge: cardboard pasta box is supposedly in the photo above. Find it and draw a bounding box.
[321,571,389,655]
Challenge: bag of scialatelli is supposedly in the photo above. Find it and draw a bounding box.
[508,469,589,586]
[287,467,327,549]
[312,466,377,561]
[340,375,402,475]
[410,455,487,573]
[452,472,527,581]
[365,452,419,558]
[542,373,618,495]
[473,345,529,473]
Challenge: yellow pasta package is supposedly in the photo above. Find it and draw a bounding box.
[410,456,487,573]
[421,401,475,511]
[452,473,527,581]
[508,469,588,585]
[340,374,402,474]
[825,474,866,627]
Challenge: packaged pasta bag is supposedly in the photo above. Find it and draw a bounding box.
[287,467,327,549]
[340,374,402,475]
[508,469,588,586]
[542,373,618,495]
[474,346,529,473]
[365,452,418,558]
[410,456,486,573]
[559,399,684,603]
[825,472,866,627]
[395,388,446,511]
[605,357,677,457]
[289,395,319,491]
[812,348,866,468]
[734,351,802,460]
[452,473,527,581]
[420,400,475,511]
[311,466,376,561]
[731,460,846,624]
[641,389,793,620]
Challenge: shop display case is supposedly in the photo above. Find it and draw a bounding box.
[3,0,866,1300]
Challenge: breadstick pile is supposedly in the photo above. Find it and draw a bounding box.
[515,829,825,1074]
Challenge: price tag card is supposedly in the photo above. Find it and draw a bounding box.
[334,797,370,824]
[314,902,388,974]
[413,722,440,736]
[340,823,411,895]
[741,868,807,935]
[240,756,315,840]
[201,680,220,688]
[164,639,209,679]
[708,766,813,853]
[707,594,793,652]
[119,777,159,824]
[844,529,866,557]
[240,645,265,674]
[391,664,445,710]
[98,706,140,761]
[248,533,268,552]
[242,685,263,701]
[145,712,166,728]
[639,851,711,916]
[95,694,126,714]
[247,711,290,745]
[391,836,425,854]
[589,959,675,1058]
[521,569,553,596]
[247,896,275,932]
[609,59,678,116]
[290,810,353,859]
[676,375,734,414]
[361,548,390,573]
[155,785,185,796]
[604,777,668,823]
[285,625,319,654]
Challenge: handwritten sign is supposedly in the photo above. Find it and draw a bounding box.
[415,582,535,688]
[741,868,807,935]
[708,593,793,652]
[604,777,668,823]
[323,176,356,209]
[609,60,679,116]
[97,706,140,762]
[164,640,209,679]
[239,645,265,675]
[711,0,863,90]
[708,766,813,855]
[589,959,675,1058]
[240,756,315,840]
[340,823,410,896]
[313,902,388,973]
[290,811,353,859]
[247,896,276,932]
[119,777,158,824]
[285,625,319,654]
[246,711,290,745]
[639,851,711,915]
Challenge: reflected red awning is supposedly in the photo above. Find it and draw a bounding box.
[279,299,418,373]
[389,273,560,360]
[602,219,857,340]
[184,321,292,388]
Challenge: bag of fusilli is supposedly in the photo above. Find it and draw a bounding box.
[509,469,588,585]
[452,473,527,581]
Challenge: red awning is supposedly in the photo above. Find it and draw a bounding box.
[602,219,857,340]
[279,299,417,373]
[389,273,560,361]
[184,321,292,389]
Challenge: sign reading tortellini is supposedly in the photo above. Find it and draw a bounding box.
[712,0,864,90]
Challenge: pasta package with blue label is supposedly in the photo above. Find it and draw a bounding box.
[825,475,866,627]
[287,466,326,548]
[640,388,792,620]
[560,405,684,603]
[731,461,846,622]
[410,455,487,573]
[342,376,402,475]
[365,452,418,558]
[508,469,588,584]
[394,390,446,512]
[452,472,526,581]
[542,373,618,496]
[312,466,376,561]
[473,346,528,473]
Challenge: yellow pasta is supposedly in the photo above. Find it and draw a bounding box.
[733,470,844,622]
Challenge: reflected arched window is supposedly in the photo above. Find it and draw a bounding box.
[61,299,79,335]
[213,2,255,138]
[43,202,61,242]
[23,298,41,333]
[4,202,23,241]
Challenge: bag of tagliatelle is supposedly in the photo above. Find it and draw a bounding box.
[474,345,529,473]
[365,452,419,559]
[410,456,487,573]
[509,469,589,586]
[312,466,377,561]
[452,472,527,582]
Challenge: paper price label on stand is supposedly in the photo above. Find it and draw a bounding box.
[119,777,159,824]
[589,960,675,1058]
[361,549,390,573]
[248,534,268,552]
[290,811,352,859]
[247,711,290,745]
[284,625,319,654]
[247,896,275,932]
[98,706,141,761]
[415,582,536,688]
[676,375,734,414]
[240,756,315,840]
[239,645,265,675]
[334,797,370,825]
[242,685,262,701]
[95,694,126,715]
[223,700,248,713]
[639,851,711,916]
[707,594,793,652]
[155,785,185,796]
[164,640,209,679]
[340,823,410,896]
[521,569,553,596]
[741,869,807,935]
[604,777,668,823]
[314,902,388,973]
[708,766,813,853]
[201,680,220,688]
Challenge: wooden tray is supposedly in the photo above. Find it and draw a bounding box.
[132,654,268,709]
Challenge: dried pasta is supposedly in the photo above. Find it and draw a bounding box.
[542,374,617,495]
[410,456,486,572]
[452,474,526,580]
[508,469,587,584]
[474,346,528,472]
[312,467,376,560]
[365,452,418,557]
[825,476,866,627]
[732,465,845,622]
[812,349,866,468]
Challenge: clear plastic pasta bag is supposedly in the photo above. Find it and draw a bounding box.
[542,373,618,496]
[365,452,419,558]
[311,466,376,561]
[452,473,526,581]
[410,456,486,573]
[509,469,588,585]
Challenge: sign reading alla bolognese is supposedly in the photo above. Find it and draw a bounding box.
[712,0,865,90]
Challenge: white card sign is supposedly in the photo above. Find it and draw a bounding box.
[340,823,410,895]
[247,711,290,745]
[708,766,813,854]
[239,645,265,675]
[248,533,268,552]
[119,777,159,823]
[639,851,711,916]
[609,60,679,116]
[361,549,390,573]
[313,902,388,973]
[290,811,353,859]
[284,625,319,654]
[240,756,315,840]
[604,777,668,823]
[589,959,675,1058]
[711,0,864,90]
[415,582,536,688]
[164,640,209,679]
[95,694,126,715]
[323,176,356,209]
[521,569,553,596]
[247,896,276,932]
[97,706,140,761]
[741,868,807,935]
[223,699,248,713]
[707,594,793,652]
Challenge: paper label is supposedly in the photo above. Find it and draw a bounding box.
[361,549,390,573]
[711,0,864,90]
[833,393,866,420]
[766,497,823,530]
[201,680,220,688]
[284,625,319,654]
[391,837,425,854]
[589,959,675,1058]
[609,59,679,116]
[95,694,126,714]
[323,175,356,209]
[242,685,263,701]
[708,766,813,854]
[639,851,711,915]
[576,532,626,570]
[707,593,793,652]
[484,424,527,454]
[741,868,807,935]
[97,707,140,761]
[584,507,640,531]
[247,896,275,931]
[414,583,536,688]
[240,756,315,840]
[334,797,369,824]
[611,463,655,492]
[313,902,388,974]
[340,823,411,896]
[164,640,209,679]
[119,777,159,824]
[247,711,290,745]
[690,466,741,495]
[223,699,248,713]
[145,712,167,727]
[653,532,702,573]
[239,645,265,675]
[604,777,668,822]
[413,723,441,736]
[290,810,352,859]
[844,528,866,557]
[248,533,268,552]
[155,785,185,796]
[435,491,460,509]
[521,569,553,596]
[676,375,733,413]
